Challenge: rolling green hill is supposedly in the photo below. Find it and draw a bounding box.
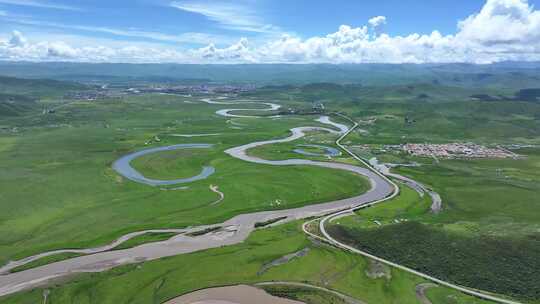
[0,76,87,98]
[0,93,36,117]
[0,76,87,117]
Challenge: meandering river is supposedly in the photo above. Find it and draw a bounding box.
[0,98,394,298]
[112,143,215,186]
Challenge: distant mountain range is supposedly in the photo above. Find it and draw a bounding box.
[0,62,539,88]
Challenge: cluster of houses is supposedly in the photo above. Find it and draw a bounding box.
[64,84,257,101]
[402,143,518,159]
[136,84,256,95]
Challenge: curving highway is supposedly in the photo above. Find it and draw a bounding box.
[304,114,522,304]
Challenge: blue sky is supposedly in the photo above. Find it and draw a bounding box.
[0,0,517,45]
[0,0,539,63]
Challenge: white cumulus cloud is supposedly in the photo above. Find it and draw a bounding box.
[9,30,27,47]
[368,16,387,28]
[457,0,540,46]
[192,37,256,62]
[1,0,539,63]
[46,41,78,58]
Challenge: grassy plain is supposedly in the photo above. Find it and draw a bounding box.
[2,78,540,303]
[326,152,540,301]
[252,82,540,301]
[0,94,368,265]
[335,184,431,229]
[328,222,540,301]
[131,148,216,180]
[247,132,342,161]
[341,100,540,145]
[0,222,492,304]
[247,83,540,144]
[425,286,500,304]
[393,149,540,235]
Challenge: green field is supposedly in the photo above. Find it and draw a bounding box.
[393,149,540,236]
[284,81,540,301]
[247,132,344,161]
[2,73,540,304]
[0,94,369,265]
[0,76,87,118]
[341,100,540,145]
[326,149,540,301]
[252,83,540,145]
[131,147,216,180]
[334,183,431,229]
[0,222,492,304]
[328,222,540,301]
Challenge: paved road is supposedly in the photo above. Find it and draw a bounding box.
[0,111,393,297]
[307,115,522,304]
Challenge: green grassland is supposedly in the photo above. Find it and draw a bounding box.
[0,222,492,304]
[325,148,540,301]
[272,81,540,301]
[334,184,431,229]
[247,131,343,161]
[328,222,540,301]
[2,75,540,304]
[250,83,540,144]
[0,94,36,117]
[394,148,540,236]
[0,76,86,98]
[0,76,87,117]
[426,286,502,304]
[131,147,217,180]
[340,100,540,145]
[0,93,369,266]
